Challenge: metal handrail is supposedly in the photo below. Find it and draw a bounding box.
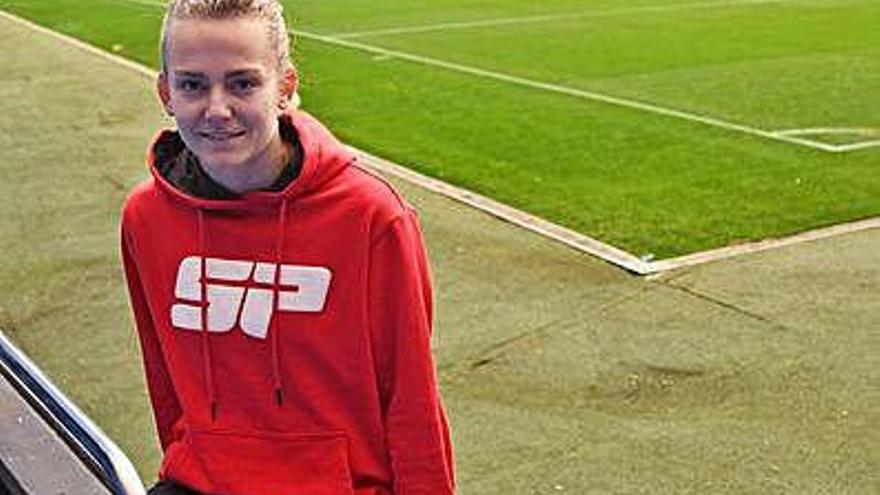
[0,329,145,495]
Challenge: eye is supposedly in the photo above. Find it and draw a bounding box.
[229,77,259,95]
[175,78,205,93]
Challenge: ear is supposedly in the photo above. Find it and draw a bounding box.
[157,72,173,116]
[277,66,299,111]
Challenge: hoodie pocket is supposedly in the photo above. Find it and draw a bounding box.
[170,429,356,495]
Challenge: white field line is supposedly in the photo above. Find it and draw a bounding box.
[776,127,878,136]
[330,0,806,39]
[292,29,844,153]
[119,0,859,153]
[830,140,880,152]
[5,6,878,275]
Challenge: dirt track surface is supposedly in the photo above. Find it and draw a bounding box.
[1,11,877,494]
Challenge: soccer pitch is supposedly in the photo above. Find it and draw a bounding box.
[1,0,878,260]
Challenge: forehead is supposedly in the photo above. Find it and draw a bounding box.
[164,17,275,75]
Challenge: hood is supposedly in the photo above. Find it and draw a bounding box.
[147,108,355,211]
[143,109,356,420]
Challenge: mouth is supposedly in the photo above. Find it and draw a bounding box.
[198,130,246,142]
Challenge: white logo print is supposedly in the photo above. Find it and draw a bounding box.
[171,256,332,339]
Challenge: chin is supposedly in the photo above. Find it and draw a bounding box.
[197,138,252,158]
[197,149,252,169]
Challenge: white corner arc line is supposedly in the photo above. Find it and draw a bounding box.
[290,29,842,154]
[4,6,878,276]
[330,0,806,39]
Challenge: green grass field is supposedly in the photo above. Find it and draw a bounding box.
[1,0,878,259]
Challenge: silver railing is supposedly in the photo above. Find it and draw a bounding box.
[0,329,145,495]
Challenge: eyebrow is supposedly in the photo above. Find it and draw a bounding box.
[172,69,263,80]
[172,71,206,79]
[225,69,263,79]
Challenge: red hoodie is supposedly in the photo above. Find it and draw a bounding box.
[121,110,455,495]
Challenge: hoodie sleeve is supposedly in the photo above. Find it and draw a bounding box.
[368,210,455,495]
[121,225,183,452]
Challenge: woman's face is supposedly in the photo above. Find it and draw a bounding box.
[158,17,296,178]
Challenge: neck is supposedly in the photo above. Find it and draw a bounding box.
[203,135,290,195]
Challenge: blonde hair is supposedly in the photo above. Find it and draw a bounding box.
[160,0,291,73]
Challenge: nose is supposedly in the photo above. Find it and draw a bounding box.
[205,85,233,123]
